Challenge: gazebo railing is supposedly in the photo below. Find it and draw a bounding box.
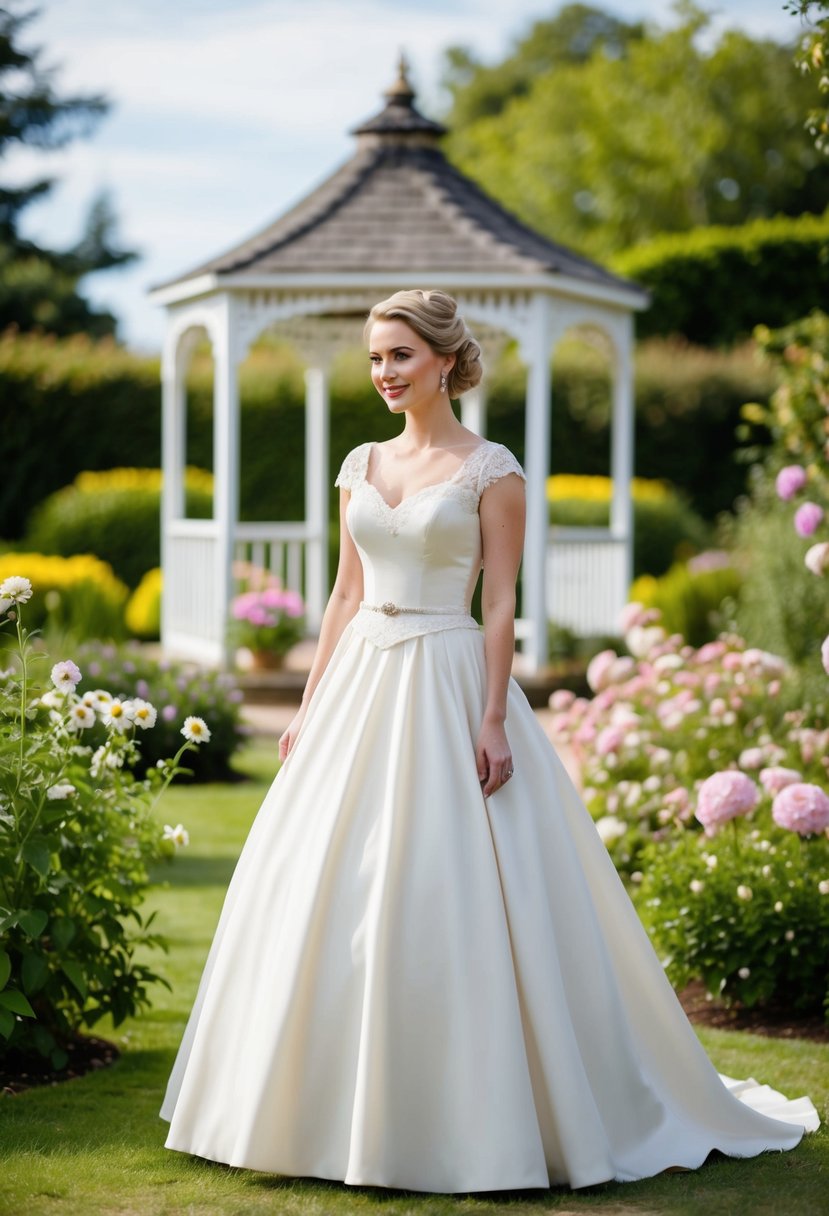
[546,526,629,636]
[233,521,310,596]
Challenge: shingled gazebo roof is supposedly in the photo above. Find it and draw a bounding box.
[153,59,644,303]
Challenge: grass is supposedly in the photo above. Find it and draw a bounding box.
[1,739,827,1216]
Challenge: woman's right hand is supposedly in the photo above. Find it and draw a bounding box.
[278,706,308,762]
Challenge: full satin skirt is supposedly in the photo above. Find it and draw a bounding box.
[160,624,815,1192]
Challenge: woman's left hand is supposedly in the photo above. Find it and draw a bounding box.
[476,719,514,797]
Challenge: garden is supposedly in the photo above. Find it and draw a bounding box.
[3,0,829,1211]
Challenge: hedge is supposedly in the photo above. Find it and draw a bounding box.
[1,330,778,544]
[612,210,829,346]
[26,467,214,590]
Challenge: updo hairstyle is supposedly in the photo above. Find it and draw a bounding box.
[365,289,483,398]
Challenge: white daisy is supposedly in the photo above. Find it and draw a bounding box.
[102,699,135,728]
[181,716,211,744]
[67,704,96,731]
[162,822,190,848]
[0,576,33,604]
[131,699,157,730]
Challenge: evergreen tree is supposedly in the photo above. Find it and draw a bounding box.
[0,2,138,336]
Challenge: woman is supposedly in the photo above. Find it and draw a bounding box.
[160,289,817,1193]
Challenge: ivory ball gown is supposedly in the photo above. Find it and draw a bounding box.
[159,440,818,1192]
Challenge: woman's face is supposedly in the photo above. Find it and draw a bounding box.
[368,318,452,414]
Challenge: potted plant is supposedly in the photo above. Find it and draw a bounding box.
[230,579,305,670]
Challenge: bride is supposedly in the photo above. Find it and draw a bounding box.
[159,289,817,1193]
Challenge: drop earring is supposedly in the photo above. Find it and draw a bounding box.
[440,372,447,393]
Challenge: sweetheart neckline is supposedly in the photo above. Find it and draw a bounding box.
[361,441,489,512]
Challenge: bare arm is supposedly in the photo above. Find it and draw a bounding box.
[278,487,363,760]
[475,472,526,795]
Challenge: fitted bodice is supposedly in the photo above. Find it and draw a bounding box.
[335,441,525,648]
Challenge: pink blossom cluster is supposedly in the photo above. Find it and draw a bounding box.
[549,602,829,859]
[695,771,759,835]
[232,586,305,626]
[771,783,829,836]
[773,465,829,671]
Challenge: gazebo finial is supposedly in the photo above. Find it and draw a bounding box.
[385,51,414,103]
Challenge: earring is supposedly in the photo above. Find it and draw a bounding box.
[440,372,447,393]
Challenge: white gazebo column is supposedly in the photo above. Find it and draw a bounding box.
[609,317,635,607]
[521,295,554,672]
[213,295,241,666]
[304,366,330,629]
[160,327,196,648]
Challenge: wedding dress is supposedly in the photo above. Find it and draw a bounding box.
[159,439,818,1192]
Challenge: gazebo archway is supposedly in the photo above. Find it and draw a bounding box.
[151,60,647,671]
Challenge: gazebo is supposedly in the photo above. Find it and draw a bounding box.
[149,59,648,671]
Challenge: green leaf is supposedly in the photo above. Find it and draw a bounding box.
[21,953,49,994]
[61,959,87,999]
[0,949,10,991]
[18,908,48,938]
[50,917,76,951]
[21,837,51,876]
[50,1047,68,1070]
[0,988,35,1017]
[0,1007,14,1038]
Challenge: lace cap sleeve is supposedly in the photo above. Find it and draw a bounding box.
[476,444,526,495]
[335,443,371,492]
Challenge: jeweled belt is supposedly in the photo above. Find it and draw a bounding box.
[360,600,467,617]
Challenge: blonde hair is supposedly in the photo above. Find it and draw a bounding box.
[365,289,482,398]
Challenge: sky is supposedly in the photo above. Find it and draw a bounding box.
[6,0,805,352]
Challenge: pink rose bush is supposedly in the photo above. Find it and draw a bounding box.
[566,597,829,1021]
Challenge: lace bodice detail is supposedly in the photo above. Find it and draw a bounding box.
[334,441,525,648]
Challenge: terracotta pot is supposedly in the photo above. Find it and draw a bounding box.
[250,649,285,671]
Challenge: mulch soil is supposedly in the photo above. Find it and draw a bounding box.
[1,986,826,1096]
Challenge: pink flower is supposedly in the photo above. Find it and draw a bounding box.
[696,641,727,665]
[596,725,626,755]
[586,651,616,693]
[549,689,576,712]
[805,542,829,576]
[776,465,807,501]
[695,770,759,835]
[772,783,829,836]
[794,502,824,537]
[822,635,829,677]
[760,766,802,794]
[738,747,765,771]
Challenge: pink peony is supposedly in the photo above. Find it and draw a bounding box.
[775,465,807,501]
[586,650,620,693]
[695,770,759,835]
[738,747,765,771]
[549,689,576,712]
[596,725,626,755]
[759,766,802,794]
[772,783,829,836]
[794,502,824,537]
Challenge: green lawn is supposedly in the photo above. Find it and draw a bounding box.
[1,739,826,1216]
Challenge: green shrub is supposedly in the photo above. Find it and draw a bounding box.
[0,552,128,640]
[630,556,742,647]
[549,492,710,579]
[612,211,829,346]
[125,568,162,640]
[73,642,247,782]
[26,468,213,590]
[0,581,204,1066]
[636,827,829,1018]
[726,482,829,669]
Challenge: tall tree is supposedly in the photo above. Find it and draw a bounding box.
[441,2,829,259]
[786,0,829,152]
[0,2,137,336]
